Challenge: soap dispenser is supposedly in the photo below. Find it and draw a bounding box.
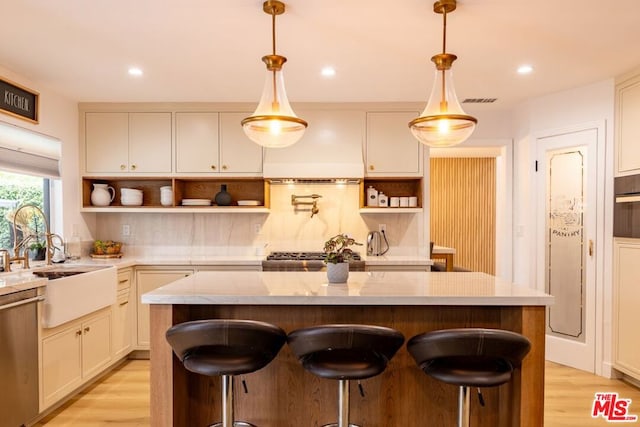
[67,224,81,260]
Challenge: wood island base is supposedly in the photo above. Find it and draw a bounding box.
[150,304,545,427]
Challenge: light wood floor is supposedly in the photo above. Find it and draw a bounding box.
[34,360,640,426]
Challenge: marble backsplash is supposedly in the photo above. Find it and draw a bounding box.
[94,184,426,257]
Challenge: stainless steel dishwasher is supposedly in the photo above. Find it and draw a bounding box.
[0,288,44,427]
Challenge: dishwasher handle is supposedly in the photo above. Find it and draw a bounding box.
[0,295,45,312]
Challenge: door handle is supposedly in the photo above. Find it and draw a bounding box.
[588,239,594,257]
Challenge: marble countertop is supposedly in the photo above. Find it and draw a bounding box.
[44,253,434,267]
[0,270,47,296]
[142,271,554,306]
[0,253,437,296]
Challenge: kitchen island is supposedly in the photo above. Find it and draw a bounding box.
[143,271,553,427]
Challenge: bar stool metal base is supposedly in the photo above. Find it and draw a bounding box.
[318,379,360,427]
[457,385,471,427]
[209,375,257,427]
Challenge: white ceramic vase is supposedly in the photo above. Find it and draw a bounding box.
[326,262,349,284]
[91,183,115,206]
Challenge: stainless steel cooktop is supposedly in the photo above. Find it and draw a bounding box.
[262,251,364,271]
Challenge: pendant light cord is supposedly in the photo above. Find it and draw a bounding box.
[271,8,279,108]
[442,7,447,54]
[440,8,448,111]
[271,8,277,55]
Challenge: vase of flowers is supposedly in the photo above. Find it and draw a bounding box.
[323,233,362,284]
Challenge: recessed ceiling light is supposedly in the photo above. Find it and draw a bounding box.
[321,66,336,77]
[517,64,533,75]
[128,67,143,77]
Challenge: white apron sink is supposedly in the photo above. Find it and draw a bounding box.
[35,265,117,328]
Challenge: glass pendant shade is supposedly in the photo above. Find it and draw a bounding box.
[409,0,477,148]
[410,59,477,147]
[242,60,307,148]
[242,1,307,149]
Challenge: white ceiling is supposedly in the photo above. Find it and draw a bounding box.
[2,0,640,111]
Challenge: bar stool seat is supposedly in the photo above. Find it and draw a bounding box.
[407,328,531,427]
[166,319,286,427]
[288,324,405,427]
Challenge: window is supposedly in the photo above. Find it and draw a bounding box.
[0,170,50,251]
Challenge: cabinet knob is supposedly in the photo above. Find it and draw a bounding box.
[211,165,217,170]
[84,326,91,333]
[75,330,82,337]
[120,164,126,170]
[369,165,375,171]
[222,165,228,170]
[131,164,137,170]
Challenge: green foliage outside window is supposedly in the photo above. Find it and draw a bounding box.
[0,171,44,250]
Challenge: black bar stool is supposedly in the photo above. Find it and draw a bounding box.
[166,319,287,427]
[407,328,531,427]
[287,324,405,427]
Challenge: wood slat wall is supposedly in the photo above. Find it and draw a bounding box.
[430,157,496,274]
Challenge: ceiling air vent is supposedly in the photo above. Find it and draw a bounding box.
[462,98,497,104]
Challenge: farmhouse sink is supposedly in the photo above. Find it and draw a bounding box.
[35,265,117,328]
[33,270,83,279]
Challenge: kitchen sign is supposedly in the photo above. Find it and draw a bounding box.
[0,77,39,123]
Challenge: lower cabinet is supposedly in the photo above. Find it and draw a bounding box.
[136,268,194,349]
[613,238,640,380]
[112,268,134,360]
[40,308,112,409]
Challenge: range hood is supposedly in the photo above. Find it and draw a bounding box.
[262,110,365,180]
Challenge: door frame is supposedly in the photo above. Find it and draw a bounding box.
[429,138,513,280]
[532,120,607,375]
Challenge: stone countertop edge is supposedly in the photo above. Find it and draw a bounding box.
[0,273,47,296]
[141,271,555,307]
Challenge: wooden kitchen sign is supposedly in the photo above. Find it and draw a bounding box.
[0,77,39,123]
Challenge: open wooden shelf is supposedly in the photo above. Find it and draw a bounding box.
[359,177,423,210]
[82,177,270,211]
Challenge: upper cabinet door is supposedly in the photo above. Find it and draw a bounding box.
[366,111,422,176]
[128,112,172,173]
[85,112,129,173]
[219,112,263,174]
[175,112,220,173]
[616,74,640,176]
[85,112,172,174]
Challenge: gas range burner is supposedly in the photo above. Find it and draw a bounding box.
[265,251,362,261]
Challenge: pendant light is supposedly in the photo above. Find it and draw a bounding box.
[409,0,477,148]
[242,0,307,148]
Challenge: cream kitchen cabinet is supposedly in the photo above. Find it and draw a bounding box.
[85,112,172,174]
[613,238,640,381]
[615,71,640,176]
[365,111,422,177]
[175,112,262,175]
[112,268,134,360]
[135,268,193,349]
[40,307,112,409]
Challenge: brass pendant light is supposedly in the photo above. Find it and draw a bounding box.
[409,0,477,147]
[242,0,307,148]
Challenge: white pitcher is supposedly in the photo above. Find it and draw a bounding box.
[91,183,115,206]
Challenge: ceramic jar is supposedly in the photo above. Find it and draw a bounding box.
[90,183,115,206]
[214,184,232,206]
[160,186,173,206]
